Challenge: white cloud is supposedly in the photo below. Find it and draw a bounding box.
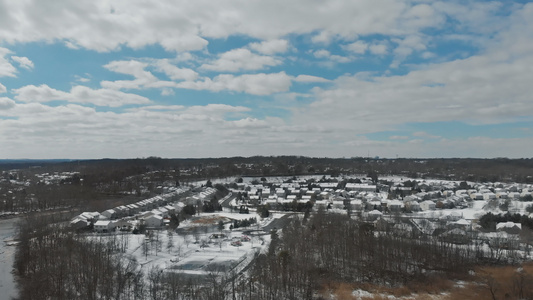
[0,97,15,110]
[343,40,368,54]
[0,0,464,53]
[412,131,440,139]
[389,135,409,140]
[0,47,17,77]
[153,59,198,81]
[1,1,533,159]
[13,84,70,102]
[391,34,427,67]
[161,88,174,96]
[0,100,273,158]
[313,49,330,59]
[284,4,533,149]
[178,72,292,95]
[369,42,389,55]
[293,75,331,83]
[104,60,156,82]
[249,39,289,55]
[74,74,91,82]
[313,49,352,63]
[101,60,178,90]
[311,30,334,44]
[10,56,34,69]
[13,84,151,107]
[201,48,281,72]
[421,51,436,59]
[70,86,151,107]
[101,58,291,95]
[0,82,6,93]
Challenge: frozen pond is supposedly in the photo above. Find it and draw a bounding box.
[0,217,19,300]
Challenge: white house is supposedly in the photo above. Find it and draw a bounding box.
[345,183,376,192]
[349,199,363,211]
[420,200,436,211]
[331,200,344,210]
[471,193,484,200]
[94,220,115,233]
[483,193,497,200]
[405,201,420,212]
[314,200,329,210]
[144,215,163,228]
[496,222,521,234]
[388,200,403,212]
[367,209,383,220]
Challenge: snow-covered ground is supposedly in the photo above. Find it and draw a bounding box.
[95,211,279,279]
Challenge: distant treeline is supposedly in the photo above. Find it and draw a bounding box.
[2,156,533,183]
[2,156,533,214]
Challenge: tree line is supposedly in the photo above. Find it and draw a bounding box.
[14,209,530,300]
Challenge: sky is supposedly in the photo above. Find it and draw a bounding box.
[1,0,533,159]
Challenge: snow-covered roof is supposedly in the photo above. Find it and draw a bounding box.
[454,219,470,226]
[94,220,112,226]
[496,222,521,230]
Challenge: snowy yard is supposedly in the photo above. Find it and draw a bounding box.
[98,211,278,279]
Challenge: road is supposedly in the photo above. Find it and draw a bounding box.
[219,192,235,208]
[261,213,297,232]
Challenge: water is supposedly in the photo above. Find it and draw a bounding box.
[0,217,19,300]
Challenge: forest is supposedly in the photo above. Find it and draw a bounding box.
[13,208,533,300]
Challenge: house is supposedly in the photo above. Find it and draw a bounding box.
[101,209,117,219]
[349,199,363,211]
[114,206,128,217]
[127,204,140,215]
[154,207,169,218]
[319,182,339,190]
[449,219,470,230]
[70,218,89,230]
[496,222,522,234]
[388,200,402,212]
[471,193,484,200]
[446,211,463,222]
[483,193,497,200]
[420,200,436,211]
[319,191,330,200]
[508,192,520,199]
[174,202,185,213]
[313,200,329,210]
[114,219,133,231]
[94,220,115,233]
[331,200,344,210]
[367,209,382,220]
[345,183,377,192]
[404,201,420,212]
[164,205,176,215]
[144,215,164,228]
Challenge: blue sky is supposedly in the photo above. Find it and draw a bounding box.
[1,0,533,159]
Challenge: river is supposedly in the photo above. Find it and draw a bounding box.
[0,217,19,300]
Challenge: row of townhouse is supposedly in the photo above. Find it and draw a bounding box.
[101,188,186,220]
[184,187,217,205]
[71,187,187,232]
[92,204,181,233]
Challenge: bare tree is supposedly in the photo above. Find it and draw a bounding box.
[167,230,174,254]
